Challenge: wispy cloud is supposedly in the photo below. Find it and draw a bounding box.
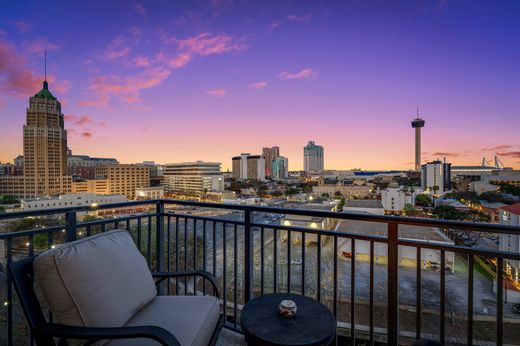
[277,68,318,80]
[432,152,460,157]
[269,13,312,30]
[15,21,32,34]
[23,38,60,54]
[0,38,69,97]
[287,14,312,22]
[104,36,130,59]
[249,81,268,90]
[207,88,227,98]
[133,2,147,16]
[482,144,513,151]
[173,32,246,56]
[78,68,171,106]
[81,131,92,139]
[496,151,520,159]
[131,56,151,68]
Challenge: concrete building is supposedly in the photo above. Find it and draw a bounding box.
[304,141,324,172]
[135,186,165,200]
[95,165,150,199]
[498,203,520,301]
[342,200,385,215]
[421,160,451,196]
[71,179,110,194]
[469,180,499,194]
[271,156,289,180]
[231,154,266,181]
[0,80,72,198]
[411,110,425,172]
[163,161,224,195]
[381,187,418,214]
[68,154,118,179]
[21,193,127,211]
[262,146,280,178]
[312,181,372,199]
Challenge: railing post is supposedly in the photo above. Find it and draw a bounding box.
[244,209,253,302]
[65,211,77,242]
[156,201,165,294]
[387,222,399,345]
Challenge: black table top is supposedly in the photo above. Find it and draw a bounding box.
[240,293,336,346]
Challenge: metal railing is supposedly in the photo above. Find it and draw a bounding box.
[1,199,519,345]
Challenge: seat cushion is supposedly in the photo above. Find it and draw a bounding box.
[34,229,156,329]
[107,295,221,346]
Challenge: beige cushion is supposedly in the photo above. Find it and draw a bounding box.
[34,229,157,329]
[107,296,220,346]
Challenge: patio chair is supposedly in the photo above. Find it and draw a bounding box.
[8,229,224,346]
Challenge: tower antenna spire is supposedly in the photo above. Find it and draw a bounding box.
[416,105,420,118]
[43,50,49,90]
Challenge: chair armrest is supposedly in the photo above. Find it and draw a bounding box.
[152,270,220,298]
[37,323,181,346]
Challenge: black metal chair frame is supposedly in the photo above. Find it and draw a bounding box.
[8,257,225,346]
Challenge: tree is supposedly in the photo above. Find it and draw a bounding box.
[285,187,300,196]
[337,197,346,211]
[480,191,515,204]
[432,185,440,196]
[0,195,17,204]
[321,193,330,198]
[403,203,419,216]
[0,206,5,213]
[499,183,520,196]
[415,194,433,207]
[334,191,343,199]
[271,190,283,197]
[432,205,465,221]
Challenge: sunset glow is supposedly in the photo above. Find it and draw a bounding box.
[1,1,519,170]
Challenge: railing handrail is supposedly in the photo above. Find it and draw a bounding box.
[2,198,519,234]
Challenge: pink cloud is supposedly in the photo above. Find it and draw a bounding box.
[497,151,520,159]
[79,68,171,106]
[131,56,151,67]
[168,53,192,69]
[81,131,92,139]
[171,32,246,57]
[432,152,460,157]
[133,3,147,16]
[64,115,96,126]
[249,81,268,90]
[128,26,143,41]
[482,144,513,151]
[269,22,281,30]
[207,88,227,98]
[277,68,318,80]
[287,14,312,22]
[104,36,130,59]
[0,38,69,97]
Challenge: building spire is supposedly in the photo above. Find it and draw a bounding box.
[43,50,48,90]
[416,105,420,118]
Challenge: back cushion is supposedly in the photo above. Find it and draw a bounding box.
[34,229,156,328]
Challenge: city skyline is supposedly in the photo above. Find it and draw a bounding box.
[1,1,519,171]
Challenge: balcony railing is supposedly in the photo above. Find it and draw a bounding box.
[1,199,519,345]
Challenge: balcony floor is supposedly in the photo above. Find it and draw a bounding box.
[217,328,246,345]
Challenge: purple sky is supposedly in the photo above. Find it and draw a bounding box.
[1,0,519,170]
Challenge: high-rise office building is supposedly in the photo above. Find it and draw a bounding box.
[163,161,224,195]
[262,146,280,177]
[95,165,150,199]
[271,156,289,180]
[303,141,324,172]
[0,80,72,198]
[231,154,266,181]
[421,160,451,196]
